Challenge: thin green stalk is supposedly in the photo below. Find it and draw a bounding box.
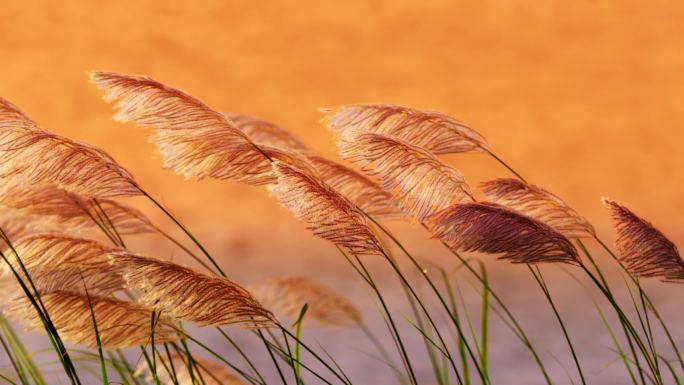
[216,328,267,385]
[82,281,108,385]
[0,315,46,385]
[404,285,446,385]
[0,331,28,385]
[479,262,490,378]
[529,266,586,385]
[294,304,309,384]
[440,269,471,385]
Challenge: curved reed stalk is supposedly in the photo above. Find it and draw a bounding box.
[3,290,176,349]
[248,276,361,327]
[337,132,473,221]
[0,98,140,198]
[603,198,684,282]
[268,161,384,257]
[321,104,490,154]
[429,202,580,265]
[225,112,310,152]
[481,178,595,239]
[1,185,156,235]
[0,234,125,295]
[110,253,274,328]
[147,352,246,385]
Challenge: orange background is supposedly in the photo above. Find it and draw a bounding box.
[1,1,683,281]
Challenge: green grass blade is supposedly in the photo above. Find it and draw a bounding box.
[82,281,108,385]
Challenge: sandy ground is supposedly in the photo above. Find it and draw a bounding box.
[1,1,684,383]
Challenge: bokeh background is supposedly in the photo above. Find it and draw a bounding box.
[1,1,684,384]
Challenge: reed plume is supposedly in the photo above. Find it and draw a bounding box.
[481,178,595,239]
[1,234,125,295]
[1,185,156,236]
[226,112,310,152]
[428,202,580,265]
[0,98,141,198]
[248,276,361,327]
[110,253,274,327]
[91,71,314,185]
[321,104,490,154]
[603,198,684,282]
[337,132,473,222]
[145,353,246,385]
[3,290,177,349]
[268,161,384,257]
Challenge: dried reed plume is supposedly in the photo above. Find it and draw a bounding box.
[603,198,684,282]
[0,98,140,198]
[338,132,473,222]
[268,161,385,257]
[226,112,310,152]
[110,253,274,327]
[428,202,579,265]
[228,112,402,219]
[91,71,313,185]
[1,185,156,236]
[248,276,361,327]
[321,104,490,154]
[144,353,246,385]
[3,291,177,349]
[1,234,125,295]
[481,178,595,239]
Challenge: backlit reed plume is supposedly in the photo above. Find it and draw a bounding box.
[3,291,177,349]
[248,276,361,327]
[321,104,490,154]
[1,185,156,236]
[603,198,684,282]
[91,72,313,185]
[268,161,384,257]
[0,98,140,198]
[144,353,246,385]
[338,132,473,222]
[428,202,579,265]
[1,234,124,295]
[228,112,402,219]
[110,253,274,327]
[226,112,310,152]
[481,178,595,238]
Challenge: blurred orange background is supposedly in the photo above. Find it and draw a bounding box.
[1,0,682,279]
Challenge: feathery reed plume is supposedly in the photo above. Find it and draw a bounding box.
[603,198,684,282]
[1,185,156,235]
[248,276,361,327]
[268,161,384,257]
[428,202,579,265]
[338,132,473,222]
[141,352,246,385]
[3,291,177,349]
[321,104,490,154]
[481,178,595,238]
[0,98,141,198]
[306,155,402,219]
[110,253,274,327]
[91,71,313,185]
[1,234,125,295]
[225,112,310,152]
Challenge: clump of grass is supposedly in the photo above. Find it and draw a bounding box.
[0,73,680,385]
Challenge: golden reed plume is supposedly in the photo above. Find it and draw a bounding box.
[337,132,473,222]
[225,112,311,152]
[0,185,156,236]
[0,98,140,198]
[268,161,385,257]
[110,253,274,327]
[3,291,177,349]
[248,276,361,327]
[1,234,125,295]
[228,112,402,219]
[321,104,490,155]
[603,198,684,282]
[428,202,579,265]
[481,178,595,239]
[142,352,246,385]
[91,72,314,185]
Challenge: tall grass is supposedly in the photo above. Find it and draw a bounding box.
[0,74,681,385]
